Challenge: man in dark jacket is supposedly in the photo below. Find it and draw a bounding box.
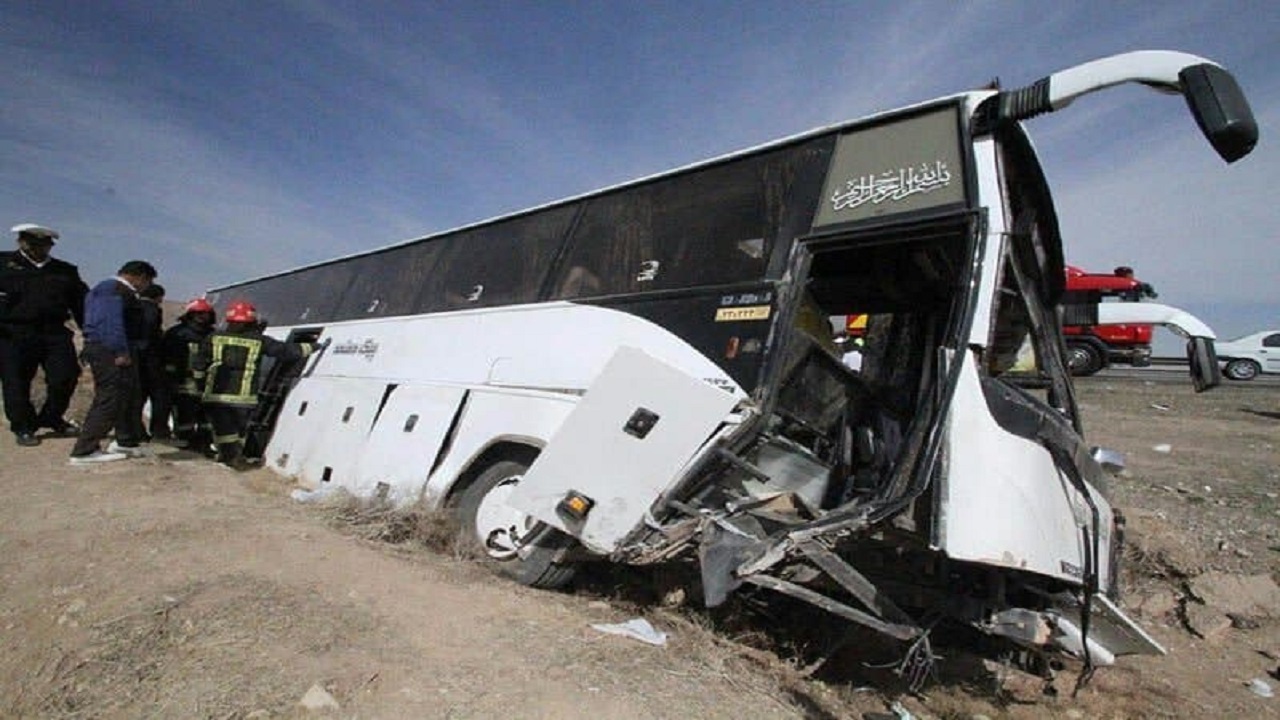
[160,298,216,452]
[0,223,89,446]
[69,260,158,464]
[192,300,314,468]
[136,283,170,441]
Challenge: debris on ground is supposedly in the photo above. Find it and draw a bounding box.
[590,618,668,646]
[1246,678,1274,698]
[291,486,341,503]
[298,682,340,711]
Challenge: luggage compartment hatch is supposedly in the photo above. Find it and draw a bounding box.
[507,346,739,554]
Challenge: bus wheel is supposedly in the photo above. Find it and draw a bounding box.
[1223,358,1260,381]
[1066,341,1106,376]
[456,459,578,590]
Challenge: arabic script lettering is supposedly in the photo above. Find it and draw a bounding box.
[830,160,952,212]
[333,338,380,361]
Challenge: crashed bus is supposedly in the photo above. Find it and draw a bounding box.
[208,51,1257,681]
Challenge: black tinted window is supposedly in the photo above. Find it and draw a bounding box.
[415,206,575,311]
[333,244,448,320]
[551,139,832,298]
[219,262,354,326]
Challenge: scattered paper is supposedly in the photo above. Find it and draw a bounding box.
[1150,403,1171,411]
[889,701,917,720]
[291,486,339,503]
[299,682,340,710]
[1246,678,1274,698]
[1152,444,1172,454]
[590,618,667,646]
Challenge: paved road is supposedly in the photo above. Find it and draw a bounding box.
[1092,364,1280,387]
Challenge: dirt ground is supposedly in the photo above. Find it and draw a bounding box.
[0,371,1277,719]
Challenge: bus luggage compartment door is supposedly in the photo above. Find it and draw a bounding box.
[507,346,739,555]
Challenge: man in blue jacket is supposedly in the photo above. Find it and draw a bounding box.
[69,260,158,464]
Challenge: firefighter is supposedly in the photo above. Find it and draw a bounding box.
[160,298,217,452]
[192,301,314,468]
[0,223,89,446]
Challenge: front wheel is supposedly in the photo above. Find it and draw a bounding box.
[455,459,578,589]
[1223,358,1261,381]
[1066,340,1106,377]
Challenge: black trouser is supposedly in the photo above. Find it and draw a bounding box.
[137,349,172,437]
[71,343,143,456]
[205,403,253,463]
[173,392,210,447]
[0,326,80,435]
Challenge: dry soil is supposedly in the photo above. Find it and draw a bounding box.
[0,372,1276,719]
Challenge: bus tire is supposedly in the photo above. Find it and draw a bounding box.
[456,459,578,590]
[1223,358,1260,381]
[1066,340,1106,377]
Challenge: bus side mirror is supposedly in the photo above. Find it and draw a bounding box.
[1180,64,1258,163]
[1187,336,1222,393]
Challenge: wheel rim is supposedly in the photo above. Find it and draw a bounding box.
[1067,346,1092,372]
[1228,361,1259,380]
[472,475,538,561]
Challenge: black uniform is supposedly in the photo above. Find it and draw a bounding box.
[136,297,169,439]
[159,319,213,449]
[0,250,88,437]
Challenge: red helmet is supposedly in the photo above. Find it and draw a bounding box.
[184,298,215,314]
[224,301,258,323]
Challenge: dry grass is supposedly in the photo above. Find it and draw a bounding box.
[311,496,889,717]
[305,487,1208,719]
[315,491,475,561]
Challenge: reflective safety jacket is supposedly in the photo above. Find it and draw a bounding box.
[192,331,314,407]
[161,321,214,397]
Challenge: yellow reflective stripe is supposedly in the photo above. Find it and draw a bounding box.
[203,393,258,406]
[240,340,261,398]
[205,335,262,403]
[213,432,241,444]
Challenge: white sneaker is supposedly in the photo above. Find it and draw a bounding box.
[107,441,151,458]
[69,450,129,465]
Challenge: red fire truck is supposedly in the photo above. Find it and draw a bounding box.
[1061,265,1159,375]
[843,266,1218,388]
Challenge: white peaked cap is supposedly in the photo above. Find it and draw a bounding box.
[11,223,59,241]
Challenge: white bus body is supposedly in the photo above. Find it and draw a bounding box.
[207,51,1256,680]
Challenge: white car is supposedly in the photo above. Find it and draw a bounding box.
[1215,330,1280,381]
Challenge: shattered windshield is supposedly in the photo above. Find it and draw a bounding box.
[988,123,1078,421]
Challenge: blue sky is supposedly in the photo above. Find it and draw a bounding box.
[3,1,1276,343]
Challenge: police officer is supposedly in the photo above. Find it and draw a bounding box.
[192,301,314,468]
[0,223,89,446]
